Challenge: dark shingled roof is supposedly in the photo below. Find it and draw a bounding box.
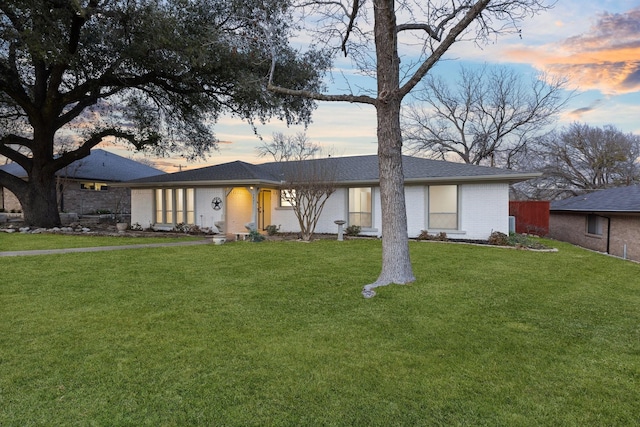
[125,155,538,186]
[550,185,640,213]
[0,149,164,182]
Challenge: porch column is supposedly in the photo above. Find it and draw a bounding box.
[249,186,258,231]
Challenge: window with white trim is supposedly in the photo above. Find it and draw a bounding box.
[349,187,372,228]
[155,188,195,225]
[280,189,296,207]
[428,185,458,230]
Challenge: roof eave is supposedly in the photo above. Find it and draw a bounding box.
[551,209,640,214]
[404,172,542,185]
[115,172,540,189]
[115,179,282,188]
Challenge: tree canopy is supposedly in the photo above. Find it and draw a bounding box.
[0,0,326,226]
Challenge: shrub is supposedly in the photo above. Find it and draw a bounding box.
[265,225,279,236]
[488,231,509,246]
[173,223,189,233]
[345,225,361,237]
[507,232,549,250]
[416,231,448,241]
[249,230,265,242]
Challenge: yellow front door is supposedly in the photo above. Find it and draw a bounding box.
[258,190,272,230]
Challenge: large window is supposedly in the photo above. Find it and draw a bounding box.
[428,185,458,230]
[155,188,195,225]
[586,214,602,236]
[349,187,372,228]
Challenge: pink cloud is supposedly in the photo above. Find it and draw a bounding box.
[505,7,640,95]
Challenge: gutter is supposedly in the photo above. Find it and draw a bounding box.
[114,172,542,189]
[112,179,282,188]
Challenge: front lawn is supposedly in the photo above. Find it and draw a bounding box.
[1,239,638,425]
[0,232,200,251]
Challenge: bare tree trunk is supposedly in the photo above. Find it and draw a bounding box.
[363,0,415,298]
[19,131,62,228]
[19,171,61,228]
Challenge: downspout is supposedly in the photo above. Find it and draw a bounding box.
[247,186,258,231]
[603,215,611,254]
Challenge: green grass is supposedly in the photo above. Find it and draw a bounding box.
[1,239,639,425]
[0,233,200,251]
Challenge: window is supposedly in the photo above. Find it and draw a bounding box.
[175,189,184,224]
[155,189,164,224]
[280,189,296,207]
[186,188,195,224]
[80,182,108,191]
[429,185,458,229]
[155,188,195,225]
[586,214,602,235]
[349,187,372,228]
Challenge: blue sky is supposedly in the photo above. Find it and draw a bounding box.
[115,1,640,172]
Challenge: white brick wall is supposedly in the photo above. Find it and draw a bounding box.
[271,188,348,235]
[130,189,154,229]
[131,182,511,240]
[195,188,225,230]
[459,183,509,240]
[405,185,426,237]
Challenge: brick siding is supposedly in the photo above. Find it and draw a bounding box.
[549,212,640,262]
[1,180,130,215]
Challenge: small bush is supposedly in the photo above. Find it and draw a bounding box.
[417,231,448,241]
[249,230,265,242]
[488,231,509,246]
[173,223,189,233]
[345,225,361,237]
[265,225,279,236]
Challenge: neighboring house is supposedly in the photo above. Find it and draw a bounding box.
[549,185,640,262]
[0,149,164,215]
[122,155,538,240]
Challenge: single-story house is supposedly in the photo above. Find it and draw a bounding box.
[549,185,640,262]
[0,149,164,215]
[122,155,539,240]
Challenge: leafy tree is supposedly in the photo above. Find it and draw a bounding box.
[0,0,325,227]
[519,123,640,200]
[266,0,552,297]
[404,65,567,168]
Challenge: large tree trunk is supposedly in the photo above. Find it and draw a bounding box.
[363,0,416,298]
[19,171,61,228]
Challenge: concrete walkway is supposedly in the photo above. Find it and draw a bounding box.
[0,239,211,257]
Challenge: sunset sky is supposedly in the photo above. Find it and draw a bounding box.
[113,1,640,173]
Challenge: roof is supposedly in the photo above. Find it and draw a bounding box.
[0,149,164,182]
[550,185,640,213]
[124,155,540,187]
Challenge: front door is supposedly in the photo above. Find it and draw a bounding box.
[258,190,271,230]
